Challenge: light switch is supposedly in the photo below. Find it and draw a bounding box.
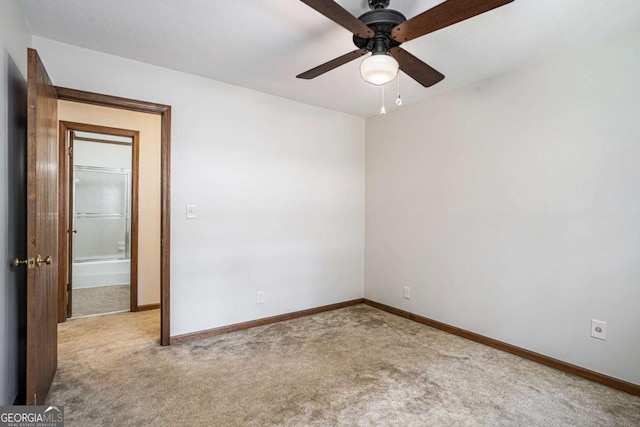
[186,204,196,219]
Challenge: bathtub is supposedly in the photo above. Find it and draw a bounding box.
[72,259,130,289]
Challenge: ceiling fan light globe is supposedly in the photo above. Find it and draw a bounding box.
[360,54,399,86]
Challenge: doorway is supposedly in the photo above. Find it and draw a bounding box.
[55,86,171,346]
[17,48,171,405]
[62,123,139,318]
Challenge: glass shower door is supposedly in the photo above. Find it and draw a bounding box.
[73,166,131,262]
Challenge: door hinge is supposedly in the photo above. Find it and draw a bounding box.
[33,393,37,404]
[67,146,73,156]
[67,283,71,292]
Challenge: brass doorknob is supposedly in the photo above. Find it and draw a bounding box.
[13,257,35,268]
[36,255,53,267]
[13,258,28,267]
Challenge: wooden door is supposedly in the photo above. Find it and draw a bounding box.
[26,48,58,405]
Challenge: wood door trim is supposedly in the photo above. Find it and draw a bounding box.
[56,88,171,346]
[57,121,143,137]
[57,124,69,322]
[130,131,140,311]
[59,121,140,316]
[56,86,169,114]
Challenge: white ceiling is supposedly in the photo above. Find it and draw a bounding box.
[19,0,640,118]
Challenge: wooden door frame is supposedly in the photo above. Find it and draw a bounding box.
[58,121,140,318]
[55,86,171,346]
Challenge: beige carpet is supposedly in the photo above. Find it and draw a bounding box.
[71,284,129,317]
[47,305,639,426]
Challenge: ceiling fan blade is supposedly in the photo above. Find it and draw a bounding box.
[391,0,514,43]
[297,49,369,80]
[389,47,444,87]
[300,0,374,38]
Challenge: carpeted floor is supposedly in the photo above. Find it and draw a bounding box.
[47,305,640,426]
[71,284,130,317]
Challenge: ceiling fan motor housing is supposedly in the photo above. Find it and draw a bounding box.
[368,0,390,9]
[353,8,406,54]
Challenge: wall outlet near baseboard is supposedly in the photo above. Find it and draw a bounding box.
[403,286,411,300]
[256,291,264,304]
[590,319,606,340]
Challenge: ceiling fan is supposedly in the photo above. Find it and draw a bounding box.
[297,0,515,87]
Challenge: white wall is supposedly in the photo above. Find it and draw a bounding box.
[0,0,31,406]
[365,29,640,385]
[33,37,365,336]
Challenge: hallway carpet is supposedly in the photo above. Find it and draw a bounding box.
[47,305,639,426]
[71,284,129,317]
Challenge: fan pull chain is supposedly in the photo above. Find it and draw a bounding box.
[380,84,386,115]
[396,73,403,106]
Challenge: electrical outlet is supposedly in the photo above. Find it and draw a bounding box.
[403,286,411,300]
[591,319,606,340]
[256,291,264,304]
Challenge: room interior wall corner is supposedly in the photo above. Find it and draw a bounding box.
[363,27,640,387]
